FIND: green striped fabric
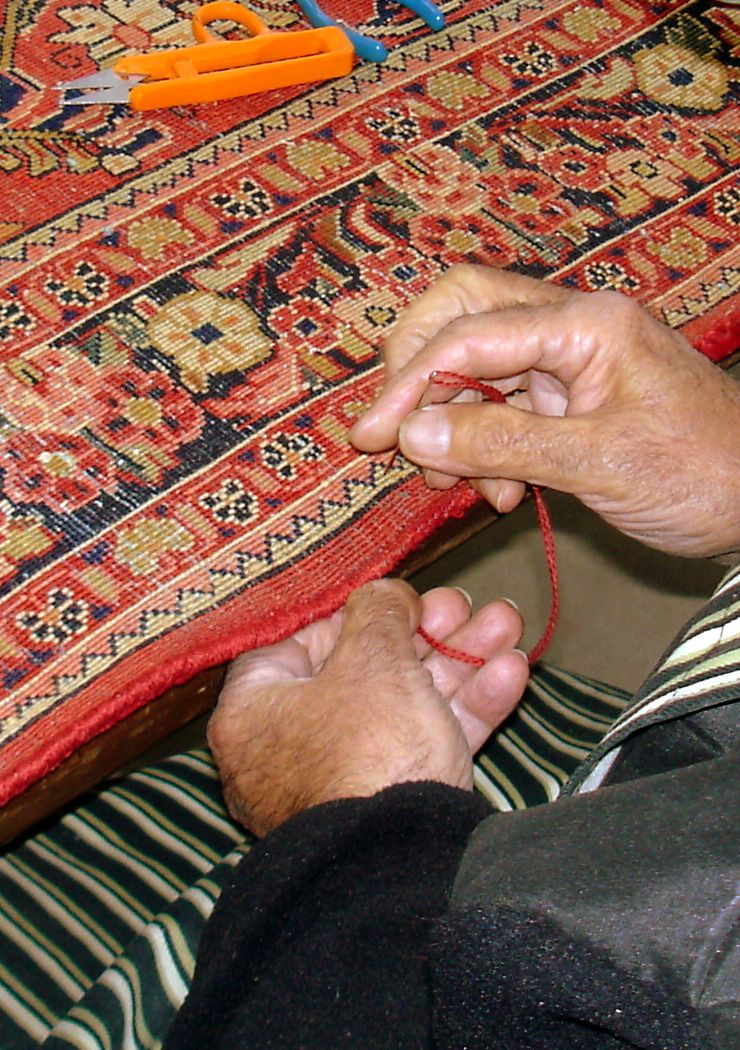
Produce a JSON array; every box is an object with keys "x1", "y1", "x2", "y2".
[
  {"x1": 0, "y1": 666, "x2": 630, "y2": 1049},
  {"x1": 1, "y1": 752, "x2": 249, "y2": 1050},
  {"x1": 567, "y1": 561, "x2": 740, "y2": 794},
  {"x1": 473, "y1": 665, "x2": 630, "y2": 810}
]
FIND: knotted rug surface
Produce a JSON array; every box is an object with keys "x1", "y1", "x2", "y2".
[{"x1": 1, "y1": 0, "x2": 738, "y2": 804}]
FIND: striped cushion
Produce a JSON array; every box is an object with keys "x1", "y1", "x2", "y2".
[
  {"x1": 0, "y1": 667, "x2": 629, "y2": 1049},
  {"x1": 567, "y1": 561, "x2": 740, "y2": 794}
]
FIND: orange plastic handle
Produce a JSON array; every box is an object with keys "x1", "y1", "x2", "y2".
[
  {"x1": 114, "y1": 2, "x2": 285, "y2": 82},
  {"x1": 113, "y1": 14, "x2": 353, "y2": 110},
  {"x1": 191, "y1": 1, "x2": 270, "y2": 44}
]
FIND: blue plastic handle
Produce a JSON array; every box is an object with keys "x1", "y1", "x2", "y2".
[
  {"x1": 295, "y1": 0, "x2": 446, "y2": 62},
  {"x1": 402, "y1": 0, "x2": 445, "y2": 31},
  {"x1": 295, "y1": 0, "x2": 388, "y2": 62}
]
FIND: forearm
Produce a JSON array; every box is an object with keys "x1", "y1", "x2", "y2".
[{"x1": 165, "y1": 781, "x2": 490, "y2": 1050}]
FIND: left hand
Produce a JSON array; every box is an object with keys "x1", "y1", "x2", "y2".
[
  {"x1": 208, "y1": 579, "x2": 528, "y2": 836},
  {"x1": 349, "y1": 266, "x2": 740, "y2": 558}
]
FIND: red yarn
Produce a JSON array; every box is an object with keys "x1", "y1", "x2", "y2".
[
  {"x1": 416, "y1": 370, "x2": 560, "y2": 668},
  {"x1": 417, "y1": 624, "x2": 488, "y2": 665},
  {"x1": 691, "y1": 307, "x2": 740, "y2": 362}
]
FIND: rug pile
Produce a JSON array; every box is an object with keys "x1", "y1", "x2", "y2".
[{"x1": 1, "y1": 0, "x2": 738, "y2": 803}]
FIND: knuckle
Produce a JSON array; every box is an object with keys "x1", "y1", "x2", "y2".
[
  {"x1": 462, "y1": 411, "x2": 515, "y2": 469},
  {"x1": 588, "y1": 288, "x2": 624, "y2": 310},
  {"x1": 586, "y1": 289, "x2": 645, "y2": 330},
  {"x1": 472, "y1": 420, "x2": 502, "y2": 465},
  {"x1": 465, "y1": 409, "x2": 596, "y2": 487},
  {"x1": 442, "y1": 262, "x2": 479, "y2": 285},
  {"x1": 342, "y1": 579, "x2": 419, "y2": 653},
  {"x1": 348, "y1": 578, "x2": 413, "y2": 619}
]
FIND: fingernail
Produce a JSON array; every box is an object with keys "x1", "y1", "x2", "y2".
[
  {"x1": 495, "y1": 489, "x2": 508, "y2": 513},
  {"x1": 400, "y1": 407, "x2": 451, "y2": 458},
  {"x1": 500, "y1": 597, "x2": 520, "y2": 613},
  {"x1": 513, "y1": 648, "x2": 529, "y2": 663},
  {"x1": 453, "y1": 586, "x2": 473, "y2": 608}
]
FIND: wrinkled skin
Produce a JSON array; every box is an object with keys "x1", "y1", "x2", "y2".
[
  {"x1": 350, "y1": 266, "x2": 740, "y2": 559},
  {"x1": 208, "y1": 580, "x2": 526, "y2": 836},
  {"x1": 210, "y1": 270, "x2": 739, "y2": 837}
]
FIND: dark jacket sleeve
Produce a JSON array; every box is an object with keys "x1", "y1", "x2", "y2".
[
  {"x1": 164, "y1": 781, "x2": 490, "y2": 1050},
  {"x1": 433, "y1": 742, "x2": 739, "y2": 1050},
  {"x1": 166, "y1": 734, "x2": 738, "y2": 1050}
]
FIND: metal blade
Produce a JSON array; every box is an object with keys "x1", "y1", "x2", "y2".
[
  {"x1": 55, "y1": 68, "x2": 122, "y2": 91},
  {"x1": 56, "y1": 68, "x2": 146, "y2": 104},
  {"x1": 61, "y1": 85, "x2": 131, "y2": 105}
]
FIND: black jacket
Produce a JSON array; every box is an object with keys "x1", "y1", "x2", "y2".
[{"x1": 165, "y1": 697, "x2": 738, "y2": 1049}]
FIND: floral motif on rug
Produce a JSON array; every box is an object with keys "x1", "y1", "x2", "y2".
[{"x1": 0, "y1": 0, "x2": 738, "y2": 804}]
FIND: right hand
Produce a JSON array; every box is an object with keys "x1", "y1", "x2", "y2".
[
  {"x1": 207, "y1": 580, "x2": 527, "y2": 836},
  {"x1": 350, "y1": 266, "x2": 740, "y2": 559}
]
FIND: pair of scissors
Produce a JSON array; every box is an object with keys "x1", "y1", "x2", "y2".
[
  {"x1": 296, "y1": 0, "x2": 445, "y2": 62},
  {"x1": 56, "y1": 1, "x2": 353, "y2": 110}
]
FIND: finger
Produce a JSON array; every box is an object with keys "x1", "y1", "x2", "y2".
[
  {"x1": 293, "y1": 607, "x2": 344, "y2": 671},
  {"x1": 221, "y1": 636, "x2": 313, "y2": 697},
  {"x1": 452, "y1": 649, "x2": 530, "y2": 752},
  {"x1": 420, "y1": 391, "x2": 483, "y2": 490},
  {"x1": 350, "y1": 294, "x2": 595, "y2": 452},
  {"x1": 323, "y1": 578, "x2": 422, "y2": 681},
  {"x1": 424, "y1": 467, "x2": 459, "y2": 490},
  {"x1": 422, "y1": 599, "x2": 524, "y2": 701},
  {"x1": 399, "y1": 401, "x2": 598, "y2": 494},
  {"x1": 383, "y1": 265, "x2": 571, "y2": 376},
  {"x1": 471, "y1": 477, "x2": 527, "y2": 514},
  {"x1": 414, "y1": 586, "x2": 473, "y2": 658}
]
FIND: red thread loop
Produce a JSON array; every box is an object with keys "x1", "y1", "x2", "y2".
[
  {"x1": 417, "y1": 624, "x2": 486, "y2": 666},
  {"x1": 418, "y1": 371, "x2": 560, "y2": 667}
]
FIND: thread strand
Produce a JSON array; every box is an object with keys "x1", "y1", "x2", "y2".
[{"x1": 416, "y1": 371, "x2": 560, "y2": 667}]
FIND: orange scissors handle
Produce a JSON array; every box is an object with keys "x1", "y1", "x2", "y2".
[
  {"x1": 191, "y1": 1, "x2": 270, "y2": 44},
  {"x1": 112, "y1": 2, "x2": 353, "y2": 110}
]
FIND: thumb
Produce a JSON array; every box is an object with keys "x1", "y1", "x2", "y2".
[
  {"x1": 323, "y1": 579, "x2": 422, "y2": 681},
  {"x1": 399, "y1": 401, "x2": 598, "y2": 493},
  {"x1": 219, "y1": 636, "x2": 313, "y2": 697}
]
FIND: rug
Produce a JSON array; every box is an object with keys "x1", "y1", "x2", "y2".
[{"x1": 1, "y1": 0, "x2": 738, "y2": 806}]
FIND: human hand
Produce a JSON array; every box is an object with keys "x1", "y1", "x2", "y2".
[
  {"x1": 207, "y1": 579, "x2": 527, "y2": 837},
  {"x1": 349, "y1": 266, "x2": 740, "y2": 559}
]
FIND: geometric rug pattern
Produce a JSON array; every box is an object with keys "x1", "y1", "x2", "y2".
[{"x1": 1, "y1": 0, "x2": 738, "y2": 803}]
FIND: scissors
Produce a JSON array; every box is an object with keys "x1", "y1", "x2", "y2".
[
  {"x1": 295, "y1": 0, "x2": 445, "y2": 63},
  {"x1": 56, "y1": 1, "x2": 354, "y2": 111}
]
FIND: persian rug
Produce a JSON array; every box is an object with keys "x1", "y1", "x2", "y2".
[{"x1": 1, "y1": 0, "x2": 738, "y2": 807}]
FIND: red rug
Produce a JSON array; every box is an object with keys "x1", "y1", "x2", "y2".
[{"x1": 1, "y1": 0, "x2": 738, "y2": 805}]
